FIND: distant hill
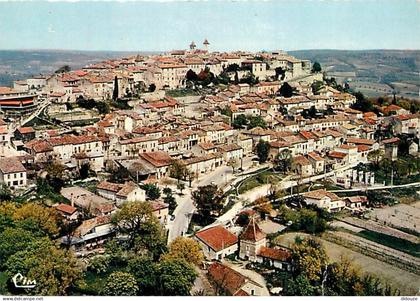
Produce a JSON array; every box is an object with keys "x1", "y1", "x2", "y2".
[
  {"x1": 0, "y1": 50, "x2": 156, "y2": 86},
  {"x1": 289, "y1": 49, "x2": 420, "y2": 99}
]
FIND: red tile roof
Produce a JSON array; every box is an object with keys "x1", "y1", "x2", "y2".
[
  {"x1": 56, "y1": 203, "x2": 77, "y2": 215},
  {"x1": 240, "y1": 218, "x2": 266, "y2": 242},
  {"x1": 195, "y1": 225, "x2": 238, "y2": 252},
  {"x1": 258, "y1": 247, "x2": 291, "y2": 261},
  {"x1": 208, "y1": 262, "x2": 259, "y2": 296}
]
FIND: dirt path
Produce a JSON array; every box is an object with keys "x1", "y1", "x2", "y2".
[{"x1": 274, "y1": 232, "x2": 420, "y2": 296}]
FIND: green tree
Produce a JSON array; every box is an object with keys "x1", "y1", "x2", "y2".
[
  {"x1": 88, "y1": 255, "x2": 110, "y2": 274},
  {"x1": 127, "y1": 256, "x2": 158, "y2": 295},
  {"x1": 248, "y1": 115, "x2": 267, "y2": 129},
  {"x1": 13, "y1": 203, "x2": 61, "y2": 237},
  {"x1": 142, "y1": 183, "x2": 161, "y2": 200},
  {"x1": 161, "y1": 237, "x2": 204, "y2": 266},
  {"x1": 162, "y1": 187, "x2": 177, "y2": 214},
  {"x1": 227, "y1": 158, "x2": 239, "y2": 173},
  {"x1": 274, "y1": 149, "x2": 293, "y2": 174},
  {"x1": 0, "y1": 183, "x2": 11, "y2": 201},
  {"x1": 279, "y1": 82, "x2": 295, "y2": 98},
  {"x1": 291, "y1": 237, "x2": 328, "y2": 282},
  {"x1": 112, "y1": 201, "x2": 166, "y2": 257},
  {"x1": 169, "y1": 160, "x2": 188, "y2": 183},
  {"x1": 102, "y1": 272, "x2": 138, "y2": 296},
  {"x1": 112, "y1": 76, "x2": 119, "y2": 101},
  {"x1": 0, "y1": 227, "x2": 36, "y2": 268},
  {"x1": 5, "y1": 238, "x2": 82, "y2": 296},
  {"x1": 55, "y1": 65, "x2": 71, "y2": 73},
  {"x1": 191, "y1": 184, "x2": 223, "y2": 223},
  {"x1": 286, "y1": 274, "x2": 315, "y2": 296},
  {"x1": 157, "y1": 258, "x2": 197, "y2": 296},
  {"x1": 256, "y1": 140, "x2": 270, "y2": 163},
  {"x1": 79, "y1": 162, "x2": 90, "y2": 179},
  {"x1": 367, "y1": 149, "x2": 384, "y2": 170},
  {"x1": 311, "y1": 62, "x2": 322, "y2": 73},
  {"x1": 177, "y1": 182, "x2": 185, "y2": 195},
  {"x1": 351, "y1": 91, "x2": 374, "y2": 112},
  {"x1": 232, "y1": 114, "x2": 248, "y2": 129}
]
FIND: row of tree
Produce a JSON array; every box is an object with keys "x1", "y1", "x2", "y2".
[{"x1": 286, "y1": 237, "x2": 399, "y2": 296}]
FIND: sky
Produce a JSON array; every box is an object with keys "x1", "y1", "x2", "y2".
[{"x1": 0, "y1": 0, "x2": 419, "y2": 52}]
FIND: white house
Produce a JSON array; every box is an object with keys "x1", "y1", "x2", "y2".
[{"x1": 195, "y1": 225, "x2": 238, "y2": 260}]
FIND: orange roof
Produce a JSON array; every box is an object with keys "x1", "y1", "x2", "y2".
[
  {"x1": 56, "y1": 203, "x2": 77, "y2": 215},
  {"x1": 139, "y1": 151, "x2": 173, "y2": 168},
  {"x1": 195, "y1": 225, "x2": 238, "y2": 252},
  {"x1": 240, "y1": 218, "x2": 266, "y2": 242},
  {"x1": 258, "y1": 247, "x2": 291, "y2": 261},
  {"x1": 208, "y1": 262, "x2": 257, "y2": 296},
  {"x1": 328, "y1": 151, "x2": 347, "y2": 159}
]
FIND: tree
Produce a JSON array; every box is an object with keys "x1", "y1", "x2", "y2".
[
  {"x1": 279, "y1": 82, "x2": 295, "y2": 98},
  {"x1": 351, "y1": 91, "x2": 374, "y2": 112},
  {"x1": 286, "y1": 274, "x2": 315, "y2": 296},
  {"x1": 102, "y1": 272, "x2": 138, "y2": 296},
  {"x1": 186, "y1": 69, "x2": 198, "y2": 82},
  {"x1": 0, "y1": 227, "x2": 36, "y2": 268},
  {"x1": 367, "y1": 149, "x2": 384, "y2": 170},
  {"x1": 191, "y1": 184, "x2": 223, "y2": 222},
  {"x1": 169, "y1": 160, "x2": 188, "y2": 183},
  {"x1": 311, "y1": 62, "x2": 322, "y2": 73},
  {"x1": 256, "y1": 140, "x2": 270, "y2": 163},
  {"x1": 127, "y1": 256, "x2": 158, "y2": 295},
  {"x1": 311, "y1": 81, "x2": 324, "y2": 95},
  {"x1": 110, "y1": 166, "x2": 131, "y2": 183},
  {"x1": 5, "y1": 238, "x2": 82, "y2": 296},
  {"x1": 0, "y1": 183, "x2": 11, "y2": 201},
  {"x1": 112, "y1": 201, "x2": 166, "y2": 256},
  {"x1": 13, "y1": 203, "x2": 61, "y2": 237},
  {"x1": 248, "y1": 115, "x2": 267, "y2": 129},
  {"x1": 0, "y1": 202, "x2": 17, "y2": 232},
  {"x1": 55, "y1": 65, "x2": 71, "y2": 74},
  {"x1": 157, "y1": 258, "x2": 197, "y2": 296},
  {"x1": 232, "y1": 114, "x2": 248, "y2": 129},
  {"x1": 112, "y1": 76, "x2": 119, "y2": 101},
  {"x1": 291, "y1": 237, "x2": 328, "y2": 282},
  {"x1": 142, "y1": 183, "x2": 161, "y2": 200},
  {"x1": 227, "y1": 158, "x2": 239, "y2": 173},
  {"x1": 148, "y1": 83, "x2": 156, "y2": 92},
  {"x1": 79, "y1": 162, "x2": 90, "y2": 179},
  {"x1": 275, "y1": 67, "x2": 286, "y2": 80},
  {"x1": 253, "y1": 196, "x2": 272, "y2": 215},
  {"x1": 274, "y1": 149, "x2": 292, "y2": 174},
  {"x1": 45, "y1": 160, "x2": 65, "y2": 178},
  {"x1": 177, "y1": 182, "x2": 185, "y2": 195},
  {"x1": 162, "y1": 187, "x2": 177, "y2": 214},
  {"x1": 161, "y1": 237, "x2": 204, "y2": 266},
  {"x1": 88, "y1": 255, "x2": 110, "y2": 274}
]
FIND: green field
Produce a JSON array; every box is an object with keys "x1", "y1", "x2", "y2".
[{"x1": 356, "y1": 230, "x2": 420, "y2": 258}]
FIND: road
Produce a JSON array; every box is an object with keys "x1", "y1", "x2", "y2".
[{"x1": 166, "y1": 156, "x2": 257, "y2": 243}]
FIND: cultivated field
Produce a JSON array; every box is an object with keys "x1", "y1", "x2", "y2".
[{"x1": 274, "y1": 232, "x2": 420, "y2": 296}]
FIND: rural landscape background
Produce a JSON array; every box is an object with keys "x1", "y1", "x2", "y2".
[{"x1": 1, "y1": 49, "x2": 419, "y2": 100}]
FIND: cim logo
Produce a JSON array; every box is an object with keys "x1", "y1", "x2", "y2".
[{"x1": 12, "y1": 273, "x2": 36, "y2": 289}]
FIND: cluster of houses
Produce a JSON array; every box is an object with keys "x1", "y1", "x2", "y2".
[{"x1": 0, "y1": 46, "x2": 418, "y2": 264}]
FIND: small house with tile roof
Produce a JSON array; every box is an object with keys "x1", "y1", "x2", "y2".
[
  {"x1": 195, "y1": 225, "x2": 238, "y2": 260},
  {"x1": 208, "y1": 262, "x2": 265, "y2": 296}
]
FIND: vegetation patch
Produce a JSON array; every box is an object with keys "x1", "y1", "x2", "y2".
[{"x1": 356, "y1": 230, "x2": 419, "y2": 258}]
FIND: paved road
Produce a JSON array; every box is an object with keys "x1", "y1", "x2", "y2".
[
  {"x1": 167, "y1": 156, "x2": 258, "y2": 243},
  {"x1": 167, "y1": 187, "x2": 196, "y2": 243}
]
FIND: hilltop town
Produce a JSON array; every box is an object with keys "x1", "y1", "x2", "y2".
[{"x1": 0, "y1": 40, "x2": 419, "y2": 296}]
